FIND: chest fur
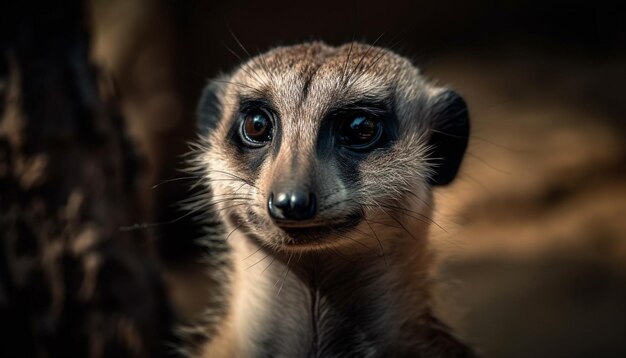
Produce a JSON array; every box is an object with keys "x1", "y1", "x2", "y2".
[{"x1": 227, "y1": 245, "x2": 411, "y2": 357}]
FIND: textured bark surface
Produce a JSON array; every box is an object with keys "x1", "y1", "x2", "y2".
[{"x1": 0, "y1": 1, "x2": 176, "y2": 357}]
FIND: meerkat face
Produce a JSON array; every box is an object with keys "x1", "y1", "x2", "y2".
[{"x1": 197, "y1": 42, "x2": 469, "y2": 252}]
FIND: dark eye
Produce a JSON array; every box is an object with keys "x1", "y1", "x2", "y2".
[
  {"x1": 339, "y1": 115, "x2": 383, "y2": 150},
  {"x1": 241, "y1": 109, "x2": 273, "y2": 146}
]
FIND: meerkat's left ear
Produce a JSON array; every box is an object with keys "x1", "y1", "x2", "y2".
[{"x1": 426, "y1": 89, "x2": 470, "y2": 186}]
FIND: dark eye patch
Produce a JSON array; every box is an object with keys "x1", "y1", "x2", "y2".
[
  {"x1": 318, "y1": 100, "x2": 397, "y2": 156},
  {"x1": 226, "y1": 97, "x2": 280, "y2": 174}
]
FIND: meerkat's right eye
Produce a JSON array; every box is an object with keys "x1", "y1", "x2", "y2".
[{"x1": 240, "y1": 109, "x2": 273, "y2": 146}]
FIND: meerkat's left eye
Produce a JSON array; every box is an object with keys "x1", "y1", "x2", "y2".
[
  {"x1": 339, "y1": 115, "x2": 383, "y2": 150},
  {"x1": 241, "y1": 109, "x2": 273, "y2": 146}
]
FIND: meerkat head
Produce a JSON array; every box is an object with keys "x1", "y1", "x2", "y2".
[{"x1": 196, "y1": 42, "x2": 468, "y2": 253}]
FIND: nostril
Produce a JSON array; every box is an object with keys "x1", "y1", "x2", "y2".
[
  {"x1": 268, "y1": 191, "x2": 317, "y2": 221},
  {"x1": 302, "y1": 192, "x2": 317, "y2": 218}
]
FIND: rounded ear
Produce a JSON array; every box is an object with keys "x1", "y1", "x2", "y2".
[
  {"x1": 426, "y1": 89, "x2": 470, "y2": 186},
  {"x1": 197, "y1": 78, "x2": 226, "y2": 135}
]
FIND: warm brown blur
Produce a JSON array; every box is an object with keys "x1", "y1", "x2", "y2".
[
  {"x1": 429, "y1": 52, "x2": 626, "y2": 357},
  {"x1": 3, "y1": 0, "x2": 623, "y2": 357},
  {"x1": 89, "y1": 1, "x2": 625, "y2": 357}
]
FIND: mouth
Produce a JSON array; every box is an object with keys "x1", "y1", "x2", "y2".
[
  {"x1": 278, "y1": 212, "x2": 363, "y2": 247},
  {"x1": 236, "y1": 209, "x2": 364, "y2": 249}
]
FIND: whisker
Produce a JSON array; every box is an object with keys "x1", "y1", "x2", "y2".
[
  {"x1": 344, "y1": 32, "x2": 385, "y2": 89},
  {"x1": 205, "y1": 169, "x2": 259, "y2": 189},
  {"x1": 461, "y1": 173, "x2": 494, "y2": 196},
  {"x1": 403, "y1": 190, "x2": 434, "y2": 211},
  {"x1": 243, "y1": 245, "x2": 264, "y2": 261},
  {"x1": 228, "y1": 27, "x2": 253, "y2": 59},
  {"x1": 327, "y1": 246, "x2": 357, "y2": 264},
  {"x1": 364, "y1": 219, "x2": 401, "y2": 229},
  {"x1": 225, "y1": 223, "x2": 243, "y2": 242},
  {"x1": 333, "y1": 231, "x2": 381, "y2": 258},
  {"x1": 276, "y1": 252, "x2": 293, "y2": 297},
  {"x1": 246, "y1": 253, "x2": 270, "y2": 270},
  {"x1": 373, "y1": 203, "x2": 448, "y2": 233},
  {"x1": 376, "y1": 206, "x2": 420, "y2": 242},
  {"x1": 375, "y1": 203, "x2": 441, "y2": 225},
  {"x1": 339, "y1": 41, "x2": 355, "y2": 89},
  {"x1": 220, "y1": 53, "x2": 264, "y2": 89},
  {"x1": 364, "y1": 218, "x2": 388, "y2": 266},
  {"x1": 227, "y1": 28, "x2": 269, "y2": 87},
  {"x1": 214, "y1": 203, "x2": 262, "y2": 217},
  {"x1": 151, "y1": 176, "x2": 200, "y2": 189},
  {"x1": 261, "y1": 254, "x2": 278, "y2": 275},
  {"x1": 466, "y1": 151, "x2": 511, "y2": 175},
  {"x1": 203, "y1": 197, "x2": 255, "y2": 206},
  {"x1": 254, "y1": 45, "x2": 275, "y2": 83},
  {"x1": 118, "y1": 208, "x2": 197, "y2": 231}
]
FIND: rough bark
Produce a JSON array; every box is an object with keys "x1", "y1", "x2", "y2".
[{"x1": 0, "y1": 1, "x2": 176, "y2": 357}]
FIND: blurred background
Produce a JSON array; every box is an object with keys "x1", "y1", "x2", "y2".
[{"x1": 1, "y1": 0, "x2": 625, "y2": 357}]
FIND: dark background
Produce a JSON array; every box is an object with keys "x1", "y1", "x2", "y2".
[{"x1": 1, "y1": 0, "x2": 625, "y2": 357}]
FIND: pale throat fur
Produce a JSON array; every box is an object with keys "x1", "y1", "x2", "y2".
[{"x1": 191, "y1": 42, "x2": 474, "y2": 357}]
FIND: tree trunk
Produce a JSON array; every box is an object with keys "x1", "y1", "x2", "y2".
[{"x1": 0, "y1": 1, "x2": 177, "y2": 357}]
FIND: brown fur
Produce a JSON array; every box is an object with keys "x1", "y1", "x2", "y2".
[{"x1": 187, "y1": 42, "x2": 476, "y2": 357}]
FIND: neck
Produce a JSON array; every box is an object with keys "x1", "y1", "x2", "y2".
[{"x1": 211, "y1": 222, "x2": 437, "y2": 357}]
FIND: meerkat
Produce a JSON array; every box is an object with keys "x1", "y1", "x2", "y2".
[{"x1": 186, "y1": 42, "x2": 475, "y2": 358}]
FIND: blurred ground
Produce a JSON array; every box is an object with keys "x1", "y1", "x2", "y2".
[{"x1": 429, "y1": 51, "x2": 626, "y2": 358}]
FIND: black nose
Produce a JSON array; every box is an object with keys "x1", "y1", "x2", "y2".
[{"x1": 268, "y1": 191, "x2": 317, "y2": 221}]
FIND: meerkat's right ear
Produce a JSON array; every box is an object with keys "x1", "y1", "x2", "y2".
[
  {"x1": 426, "y1": 89, "x2": 470, "y2": 186},
  {"x1": 197, "y1": 78, "x2": 226, "y2": 135}
]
